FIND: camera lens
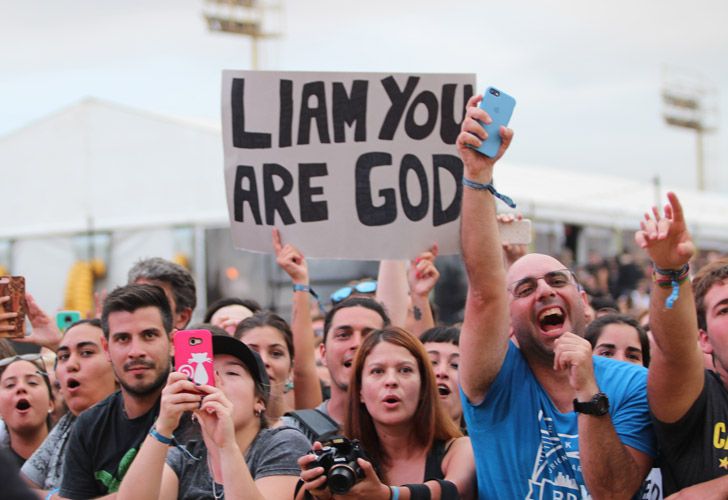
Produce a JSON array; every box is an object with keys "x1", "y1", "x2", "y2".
[
  {"x1": 328, "y1": 465, "x2": 357, "y2": 494},
  {"x1": 489, "y1": 88, "x2": 500, "y2": 97},
  {"x1": 64, "y1": 315, "x2": 72, "y2": 322}
]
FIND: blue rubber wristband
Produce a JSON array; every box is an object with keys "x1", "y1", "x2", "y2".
[
  {"x1": 46, "y1": 488, "x2": 60, "y2": 500},
  {"x1": 149, "y1": 426, "x2": 174, "y2": 445},
  {"x1": 462, "y1": 177, "x2": 516, "y2": 208},
  {"x1": 390, "y1": 485, "x2": 400, "y2": 500}
]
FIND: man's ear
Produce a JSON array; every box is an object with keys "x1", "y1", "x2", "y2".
[
  {"x1": 169, "y1": 328, "x2": 178, "y2": 357},
  {"x1": 176, "y1": 308, "x2": 192, "y2": 330},
  {"x1": 319, "y1": 342, "x2": 328, "y2": 368},
  {"x1": 699, "y1": 328, "x2": 713, "y2": 355},
  {"x1": 101, "y1": 335, "x2": 111, "y2": 362}
]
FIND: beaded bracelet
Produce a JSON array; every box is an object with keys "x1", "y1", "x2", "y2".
[
  {"x1": 462, "y1": 177, "x2": 516, "y2": 208},
  {"x1": 652, "y1": 263, "x2": 690, "y2": 309}
]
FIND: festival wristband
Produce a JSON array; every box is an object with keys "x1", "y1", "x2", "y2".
[
  {"x1": 293, "y1": 284, "x2": 327, "y2": 317},
  {"x1": 652, "y1": 263, "x2": 690, "y2": 309},
  {"x1": 390, "y1": 485, "x2": 400, "y2": 500},
  {"x1": 462, "y1": 177, "x2": 516, "y2": 208},
  {"x1": 45, "y1": 488, "x2": 60, "y2": 500},
  {"x1": 149, "y1": 426, "x2": 174, "y2": 445}
]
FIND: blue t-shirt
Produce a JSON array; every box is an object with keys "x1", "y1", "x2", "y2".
[{"x1": 461, "y1": 342, "x2": 655, "y2": 499}]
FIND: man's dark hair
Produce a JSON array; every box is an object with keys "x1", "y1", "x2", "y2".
[
  {"x1": 101, "y1": 284, "x2": 173, "y2": 338},
  {"x1": 420, "y1": 326, "x2": 460, "y2": 346},
  {"x1": 323, "y1": 296, "x2": 390, "y2": 343},
  {"x1": 203, "y1": 297, "x2": 262, "y2": 323},
  {"x1": 585, "y1": 313, "x2": 651, "y2": 367},
  {"x1": 693, "y1": 258, "x2": 728, "y2": 332},
  {"x1": 66, "y1": 318, "x2": 103, "y2": 332},
  {"x1": 127, "y1": 257, "x2": 197, "y2": 313}
]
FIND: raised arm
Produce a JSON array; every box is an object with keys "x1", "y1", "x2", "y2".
[
  {"x1": 405, "y1": 245, "x2": 439, "y2": 337},
  {"x1": 273, "y1": 229, "x2": 323, "y2": 409},
  {"x1": 635, "y1": 192, "x2": 702, "y2": 423},
  {"x1": 375, "y1": 260, "x2": 410, "y2": 328},
  {"x1": 457, "y1": 94, "x2": 514, "y2": 403},
  {"x1": 117, "y1": 372, "x2": 201, "y2": 500}
]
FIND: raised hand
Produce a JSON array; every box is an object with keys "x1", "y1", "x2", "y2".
[
  {"x1": 0, "y1": 295, "x2": 18, "y2": 334},
  {"x1": 155, "y1": 371, "x2": 202, "y2": 437},
  {"x1": 273, "y1": 228, "x2": 309, "y2": 286},
  {"x1": 407, "y1": 244, "x2": 440, "y2": 298},
  {"x1": 635, "y1": 192, "x2": 696, "y2": 270},
  {"x1": 15, "y1": 293, "x2": 63, "y2": 351},
  {"x1": 456, "y1": 94, "x2": 514, "y2": 177},
  {"x1": 194, "y1": 385, "x2": 236, "y2": 449}
]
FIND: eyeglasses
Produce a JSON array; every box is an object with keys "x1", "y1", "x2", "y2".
[
  {"x1": 508, "y1": 269, "x2": 576, "y2": 299},
  {"x1": 0, "y1": 353, "x2": 49, "y2": 377},
  {"x1": 330, "y1": 280, "x2": 377, "y2": 305}
]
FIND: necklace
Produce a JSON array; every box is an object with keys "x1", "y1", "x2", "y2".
[{"x1": 211, "y1": 479, "x2": 224, "y2": 499}]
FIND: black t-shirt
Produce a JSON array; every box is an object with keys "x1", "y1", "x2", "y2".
[
  {"x1": 653, "y1": 369, "x2": 728, "y2": 495},
  {"x1": 59, "y1": 391, "x2": 160, "y2": 499}
]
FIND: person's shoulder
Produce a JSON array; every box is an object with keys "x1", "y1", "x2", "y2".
[
  {"x1": 259, "y1": 426, "x2": 311, "y2": 450},
  {"x1": 594, "y1": 355, "x2": 647, "y2": 378},
  {"x1": 74, "y1": 391, "x2": 121, "y2": 425}
]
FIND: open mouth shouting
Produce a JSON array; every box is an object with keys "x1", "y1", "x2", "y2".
[
  {"x1": 437, "y1": 383, "x2": 452, "y2": 397},
  {"x1": 15, "y1": 398, "x2": 31, "y2": 413},
  {"x1": 537, "y1": 306, "x2": 566, "y2": 335},
  {"x1": 382, "y1": 394, "x2": 402, "y2": 409},
  {"x1": 66, "y1": 378, "x2": 81, "y2": 392}
]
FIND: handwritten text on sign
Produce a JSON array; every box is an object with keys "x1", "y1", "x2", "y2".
[{"x1": 222, "y1": 71, "x2": 475, "y2": 259}]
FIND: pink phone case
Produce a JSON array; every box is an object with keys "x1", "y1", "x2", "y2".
[{"x1": 174, "y1": 330, "x2": 215, "y2": 386}]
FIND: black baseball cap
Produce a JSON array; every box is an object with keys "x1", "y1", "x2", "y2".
[{"x1": 212, "y1": 334, "x2": 270, "y2": 402}]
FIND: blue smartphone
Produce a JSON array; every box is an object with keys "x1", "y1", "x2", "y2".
[{"x1": 473, "y1": 86, "x2": 516, "y2": 158}]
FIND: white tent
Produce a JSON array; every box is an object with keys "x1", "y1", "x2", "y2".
[{"x1": 2, "y1": 98, "x2": 727, "y2": 311}]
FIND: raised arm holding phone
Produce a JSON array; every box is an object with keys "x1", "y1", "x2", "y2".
[{"x1": 457, "y1": 91, "x2": 654, "y2": 499}]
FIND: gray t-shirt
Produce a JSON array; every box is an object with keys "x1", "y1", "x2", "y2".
[
  {"x1": 166, "y1": 426, "x2": 309, "y2": 499},
  {"x1": 21, "y1": 412, "x2": 76, "y2": 490}
]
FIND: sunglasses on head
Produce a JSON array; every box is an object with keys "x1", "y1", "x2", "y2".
[
  {"x1": 330, "y1": 280, "x2": 377, "y2": 305},
  {"x1": 0, "y1": 353, "x2": 49, "y2": 377}
]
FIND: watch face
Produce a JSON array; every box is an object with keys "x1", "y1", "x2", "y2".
[{"x1": 595, "y1": 397, "x2": 609, "y2": 415}]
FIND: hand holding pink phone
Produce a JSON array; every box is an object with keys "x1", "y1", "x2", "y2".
[{"x1": 174, "y1": 330, "x2": 215, "y2": 386}]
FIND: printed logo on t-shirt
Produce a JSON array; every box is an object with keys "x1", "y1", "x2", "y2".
[
  {"x1": 526, "y1": 411, "x2": 590, "y2": 500},
  {"x1": 94, "y1": 447, "x2": 138, "y2": 493}
]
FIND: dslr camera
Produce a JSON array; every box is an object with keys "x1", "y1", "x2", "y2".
[{"x1": 310, "y1": 436, "x2": 370, "y2": 494}]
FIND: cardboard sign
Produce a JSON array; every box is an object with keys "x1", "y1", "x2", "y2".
[{"x1": 222, "y1": 71, "x2": 475, "y2": 259}]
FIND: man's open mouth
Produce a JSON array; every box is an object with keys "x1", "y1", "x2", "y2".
[{"x1": 538, "y1": 307, "x2": 565, "y2": 332}]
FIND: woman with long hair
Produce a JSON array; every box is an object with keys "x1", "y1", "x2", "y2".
[{"x1": 298, "y1": 327, "x2": 475, "y2": 499}]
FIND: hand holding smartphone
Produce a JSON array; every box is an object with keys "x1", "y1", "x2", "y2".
[
  {"x1": 174, "y1": 330, "x2": 215, "y2": 386},
  {"x1": 0, "y1": 276, "x2": 27, "y2": 338},
  {"x1": 56, "y1": 311, "x2": 82, "y2": 332},
  {"x1": 472, "y1": 86, "x2": 516, "y2": 158}
]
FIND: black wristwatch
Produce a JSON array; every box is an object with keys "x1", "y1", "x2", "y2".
[{"x1": 573, "y1": 392, "x2": 609, "y2": 416}]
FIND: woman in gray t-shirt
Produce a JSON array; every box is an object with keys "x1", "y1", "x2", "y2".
[{"x1": 118, "y1": 335, "x2": 310, "y2": 499}]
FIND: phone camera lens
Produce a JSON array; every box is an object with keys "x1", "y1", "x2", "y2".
[{"x1": 489, "y1": 88, "x2": 500, "y2": 97}]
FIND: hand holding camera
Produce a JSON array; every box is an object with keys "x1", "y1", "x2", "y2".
[{"x1": 298, "y1": 436, "x2": 388, "y2": 499}]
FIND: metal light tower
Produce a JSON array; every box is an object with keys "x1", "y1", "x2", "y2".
[
  {"x1": 202, "y1": 0, "x2": 283, "y2": 69},
  {"x1": 661, "y1": 67, "x2": 718, "y2": 191}
]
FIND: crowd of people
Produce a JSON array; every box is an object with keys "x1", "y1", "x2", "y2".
[{"x1": 1, "y1": 93, "x2": 727, "y2": 499}]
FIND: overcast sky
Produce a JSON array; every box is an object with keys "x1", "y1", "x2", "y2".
[{"x1": 3, "y1": 0, "x2": 727, "y2": 192}]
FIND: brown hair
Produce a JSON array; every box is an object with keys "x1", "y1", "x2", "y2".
[
  {"x1": 344, "y1": 327, "x2": 461, "y2": 473},
  {"x1": 692, "y1": 258, "x2": 728, "y2": 331}
]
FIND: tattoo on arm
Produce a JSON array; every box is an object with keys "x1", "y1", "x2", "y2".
[{"x1": 413, "y1": 306, "x2": 422, "y2": 321}]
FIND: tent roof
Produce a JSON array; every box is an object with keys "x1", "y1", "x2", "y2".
[
  {"x1": 2, "y1": 98, "x2": 727, "y2": 246},
  {"x1": 1, "y1": 97, "x2": 228, "y2": 239}
]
